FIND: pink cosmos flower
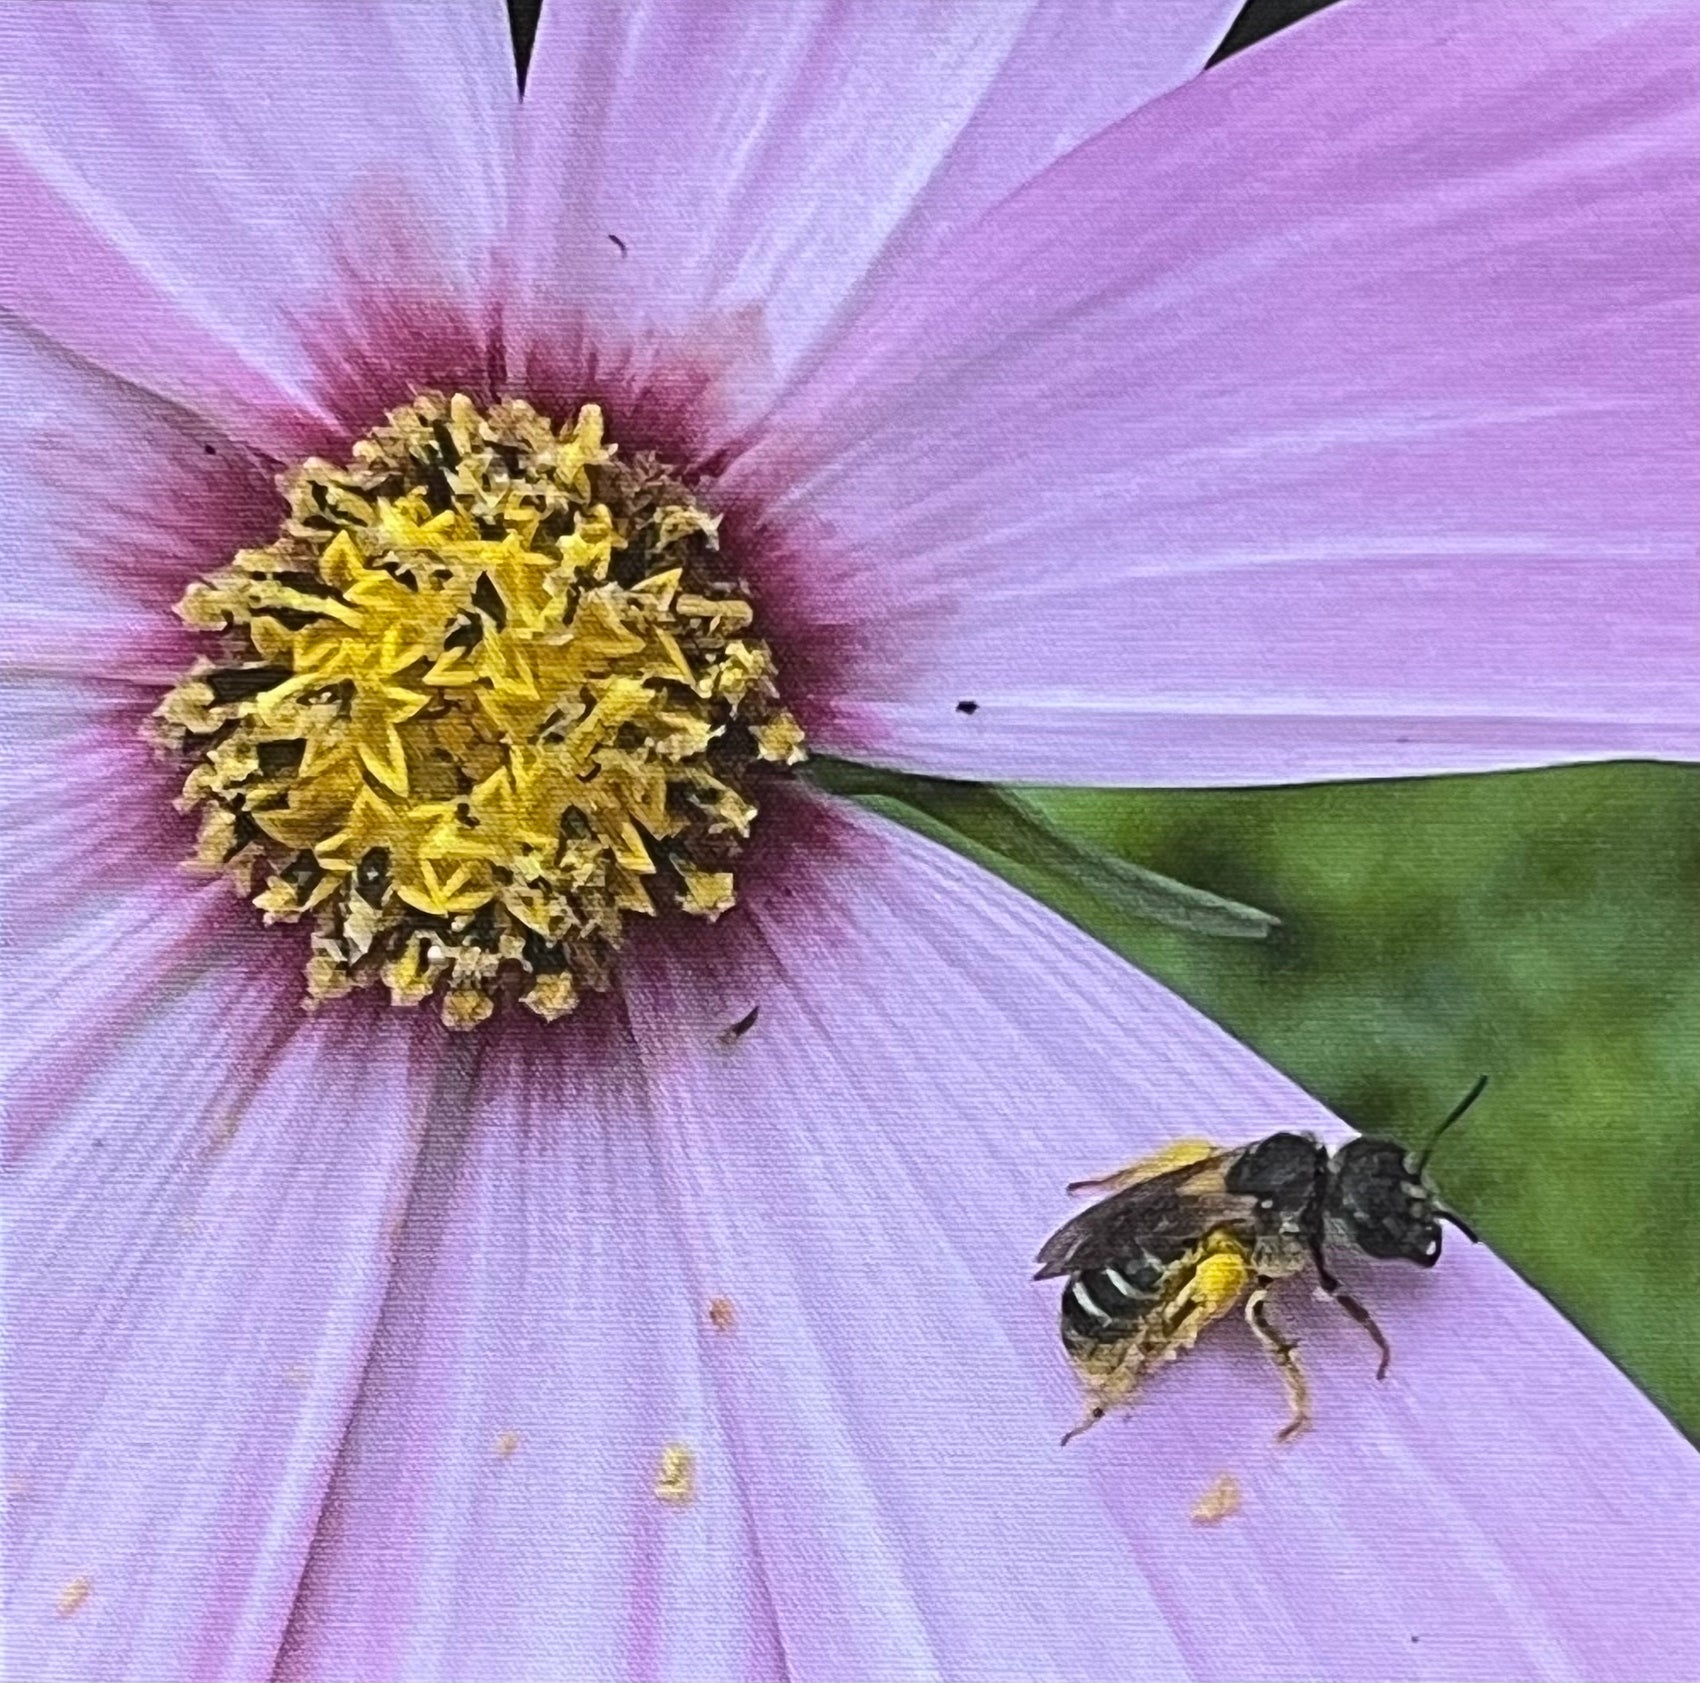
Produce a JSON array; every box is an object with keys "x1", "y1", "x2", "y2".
[{"x1": 4, "y1": 2, "x2": 1698, "y2": 1680}]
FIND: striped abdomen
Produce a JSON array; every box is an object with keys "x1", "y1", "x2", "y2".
[{"x1": 1059, "y1": 1255, "x2": 1168, "y2": 1355}]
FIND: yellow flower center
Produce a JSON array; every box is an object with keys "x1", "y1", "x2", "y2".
[{"x1": 154, "y1": 392, "x2": 804, "y2": 1029}]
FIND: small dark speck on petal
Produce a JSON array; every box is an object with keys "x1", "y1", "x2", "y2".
[
  {"x1": 955, "y1": 699, "x2": 979, "y2": 715},
  {"x1": 202, "y1": 443, "x2": 218, "y2": 456},
  {"x1": 607, "y1": 233, "x2": 628, "y2": 257},
  {"x1": 720, "y1": 1005, "x2": 759, "y2": 1046}
]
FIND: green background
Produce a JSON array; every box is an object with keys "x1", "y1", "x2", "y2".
[{"x1": 1018, "y1": 765, "x2": 1699, "y2": 1440}]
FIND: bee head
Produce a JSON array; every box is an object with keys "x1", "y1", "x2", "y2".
[
  {"x1": 1325, "y1": 1077, "x2": 1486, "y2": 1265},
  {"x1": 1325, "y1": 1138, "x2": 1445, "y2": 1265}
]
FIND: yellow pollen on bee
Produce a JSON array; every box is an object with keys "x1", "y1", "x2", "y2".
[
  {"x1": 1069, "y1": 1231, "x2": 1256, "y2": 1431},
  {"x1": 1188, "y1": 1245, "x2": 1253, "y2": 1318},
  {"x1": 654, "y1": 1443, "x2": 696, "y2": 1504},
  {"x1": 154, "y1": 393, "x2": 804, "y2": 1028}
]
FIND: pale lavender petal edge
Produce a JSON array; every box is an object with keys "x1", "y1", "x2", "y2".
[
  {"x1": 734, "y1": 0, "x2": 1700, "y2": 786},
  {"x1": 508, "y1": 0, "x2": 1240, "y2": 435},
  {"x1": 0, "y1": 0, "x2": 514, "y2": 452},
  {"x1": 3, "y1": 979, "x2": 434, "y2": 1682}
]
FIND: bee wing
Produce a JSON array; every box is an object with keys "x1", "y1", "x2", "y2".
[{"x1": 1033, "y1": 1150, "x2": 1256, "y2": 1279}]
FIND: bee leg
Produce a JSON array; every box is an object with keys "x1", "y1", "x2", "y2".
[
  {"x1": 1310, "y1": 1250, "x2": 1393, "y2": 1379},
  {"x1": 1245, "y1": 1287, "x2": 1311, "y2": 1442}
]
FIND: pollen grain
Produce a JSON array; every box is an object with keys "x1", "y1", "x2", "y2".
[
  {"x1": 654, "y1": 1442, "x2": 696, "y2": 1504},
  {"x1": 1190, "y1": 1472, "x2": 1243, "y2": 1526}
]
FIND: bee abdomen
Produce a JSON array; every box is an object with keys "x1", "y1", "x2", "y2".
[{"x1": 1060, "y1": 1258, "x2": 1165, "y2": 1350}]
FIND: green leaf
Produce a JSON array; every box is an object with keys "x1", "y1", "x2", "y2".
[{"x1": 804, "y1": 757, "x2": 1279, "y2": 944}]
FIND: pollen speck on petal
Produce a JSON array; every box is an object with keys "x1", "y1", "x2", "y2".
[
  {"x1": 708, "y1": 1296, "x2": 736, "y2": 1332},
  {"x1": 1191, "y1": 1473, "x2": 1243, "y2": 1526},
  {"x1": 56, "y1": 1576, "x2": 91, "y2": 1618},
  {"x1": 654, "y1": 1443, "x2": 695, "y2": 1505},
  {"x1": 494, "y1": 1430, "x2": 521, "y2": 1461}
]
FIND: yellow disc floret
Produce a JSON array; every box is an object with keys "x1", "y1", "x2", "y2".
[{"x1": 154, "y1": 392, "x2": 804, "y2": 1028}]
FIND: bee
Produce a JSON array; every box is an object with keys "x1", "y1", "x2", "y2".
[{"x1": 1035, "y1": 1078, "x2": 1485, "y2": 1445}]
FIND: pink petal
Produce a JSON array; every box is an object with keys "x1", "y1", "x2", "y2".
[
  {"x1": 875, "y1": 0, "x2": 1245, "y2": 262},
  {"x1": 616, "y1": 792, "x2": 1699, "y2": 1679},
  {"x1": 3, "y1": 976, "x2": 435, "y2": 1682},
  {"x1": 508, "y1": 1, "x2": 1238, "y2": 434},
  {"x1": 274, "y1": 1025, "x2": 786, "y2": 1683},
  {"x1": 0, "y1": 676, "x2": 232, "y2": 1158},
  {"x1": 0, "y1": 315, "x2": 277, "y2": 681},
  {"x1": 0, "y1": 1, "x2": 514, "y2": 453},
  {"x1": 3, "y1": 653, "x2": 432, "y2": 1682},
  {"x1": 737, "y1": 0, "x2": 1700, "y2": 784}
]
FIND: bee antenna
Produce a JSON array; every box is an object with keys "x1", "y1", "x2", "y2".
[{"x1": 1416, "y1": 1075, "x2": 1488, "y2": 1175}]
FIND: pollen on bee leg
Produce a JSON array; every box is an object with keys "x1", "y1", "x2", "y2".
[
  {"x1": 152, "y1": 392, "x2": 805, "y2": 1030},
  {"x1": 1186, "y1": 1246, "x2": 1253, "y2": 1322},
  {"x1": 1142, "y1": 1238, "x2": 1253, "y2": 1371}
]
